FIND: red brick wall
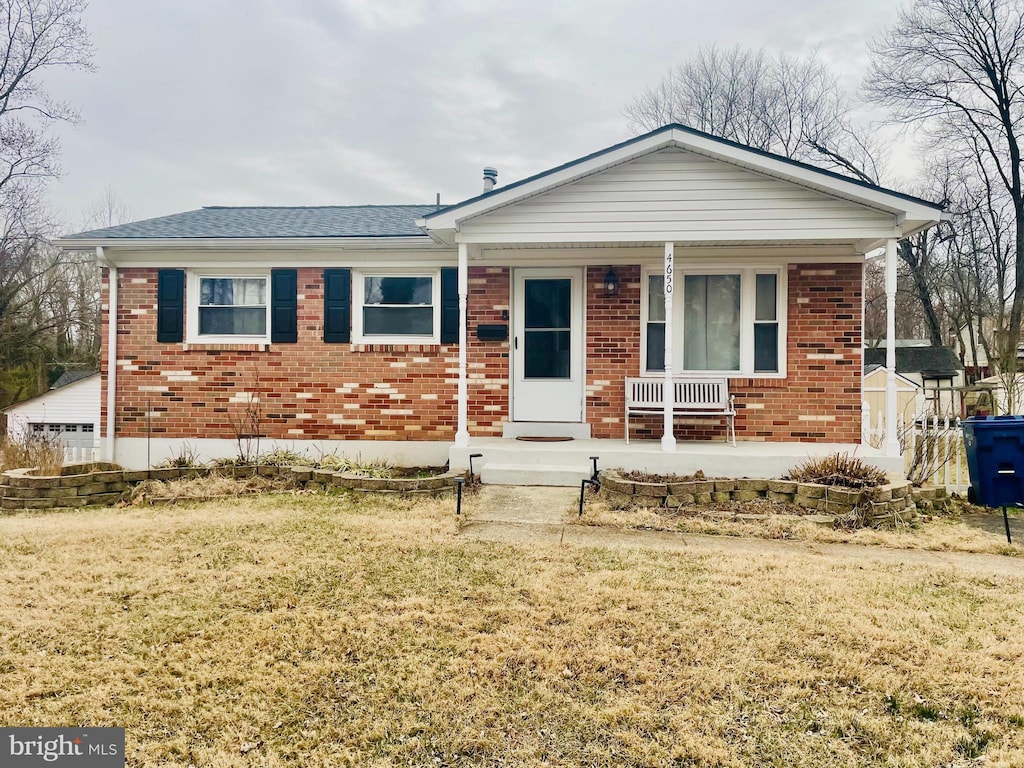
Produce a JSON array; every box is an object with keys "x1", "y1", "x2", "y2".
[
  {"x1": 467, "y1": 267, "x2": 511, "y2": 435},
  {"x1": 102, "y1": 262, "x2": 860, "y2": 445},
  {"x1": 607, "y1": 263, "x2": 862, "y2": 443},
  {"x1": 585, "y1": 265, "x2": 641, "y2": 438},
  {"x1": 101, "y1": 267, "x2": 510, "y2": 441}
]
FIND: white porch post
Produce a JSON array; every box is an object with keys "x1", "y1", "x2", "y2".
[
  {"x1": 454, "y1": 242, "x2": 470, "y2": 448},
  {"x1": 662, "y1": 242, "x2": 676, "y2": 452},
  {"x1": 884, "y1": 237, "x2": 900, "y2": 457}
]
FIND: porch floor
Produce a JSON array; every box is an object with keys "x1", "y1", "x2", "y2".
[{"x1": 450, "y1": 438, "x2": 903, "y2": 486}]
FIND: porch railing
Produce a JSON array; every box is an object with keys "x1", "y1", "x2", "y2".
[{"x1": 862, "y1": 402, "x2": 968, "y2": 493}]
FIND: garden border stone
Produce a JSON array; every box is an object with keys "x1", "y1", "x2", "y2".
[
  {"x1": 0, "y1": 461, "x2": 468, "y2": 511},
  {"x1": 597, "y1": 469, "x2": 918, "y2": 528}
]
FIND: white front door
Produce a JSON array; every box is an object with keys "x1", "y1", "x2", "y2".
[{"x1": 512, "y1": 268, "x2": 584, "y2": 422}]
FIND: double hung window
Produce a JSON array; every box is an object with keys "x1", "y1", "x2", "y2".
[
  {"x1": 353, "y1": 272, "x2": 440, "y2": 343},
  {"x1": 187, "y1": 273, "x2": 270, "y2": 343},
  {"x1": 643, "y1": 268, "x2": 784, "y2": 376}
]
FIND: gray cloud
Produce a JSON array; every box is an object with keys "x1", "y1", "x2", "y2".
[{"x1": 42, "y1": 0, "x2": 911, "y2": 228}]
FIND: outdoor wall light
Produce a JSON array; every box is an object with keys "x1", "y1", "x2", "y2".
[{"x1": 603, "y1": 267, "x2": 619, "y2": 297}]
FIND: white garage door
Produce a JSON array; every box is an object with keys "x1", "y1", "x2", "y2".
[{"x1": 30, "y1": 423, "x2": 97, "y2": 460}]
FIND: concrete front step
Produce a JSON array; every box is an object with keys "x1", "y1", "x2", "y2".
[
  {"x1": 479, "y1": 462, "x2": 593, "y2": 487},
  {"x1": 501, "y1": 421, "x2": 592, "y2": 439}
]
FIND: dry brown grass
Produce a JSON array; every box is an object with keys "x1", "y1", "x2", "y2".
[
  {"x1": 0, "y1": 433, "x2": 64, "y2": 474},
  {"x1": 126, "y1": 474, "x2": 294, "y2": 503},
  {"x1": 1, "y1": 494, "x2": 1023, "y2": 766},
  {"x1": 581, "y1": 495, "x2": 1024, "y2": 557}
]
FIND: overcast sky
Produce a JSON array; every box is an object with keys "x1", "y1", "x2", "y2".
[{"x1": 43, "y1": 0, "x2": 917, "y2": 230}]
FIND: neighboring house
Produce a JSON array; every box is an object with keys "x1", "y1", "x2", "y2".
[
  {"x1": 950, "y1": 317, "x2": 1024, "y2": 381},
  {"x1": 58, "y1": 124, "x2": 945, "y2": 476},
  {"x1": 863, "y1": 346, "x2": 964, "y2": 417},
  {"x1": 2, "y1": 371, "x2": 100, "y2": 459}
]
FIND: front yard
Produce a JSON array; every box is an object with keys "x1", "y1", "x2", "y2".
[{"x1": 1, "y1": 493, "x2": 1023, "y2": 767}]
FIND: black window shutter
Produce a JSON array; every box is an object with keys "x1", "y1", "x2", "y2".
[
  {"x1": 323, "y1": 268, "x2": 351, "y2": 343},
  {"x1": 440, "y1": 268, "x2": 459, "y2": 344},
  {"x1": 156, "y1": 269, "x2": 185, "y2": 343},
  {"x1": 270, "y1": 269, "x2": 298, "y2": 343}
]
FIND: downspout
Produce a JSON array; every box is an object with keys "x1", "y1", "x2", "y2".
[{"x1": 100, "y1": 247, "x2": 118, "y2": 462}]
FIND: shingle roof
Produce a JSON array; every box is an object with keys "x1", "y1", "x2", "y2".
[
  {"x1": 64, "y1": 205, "x2": 438, "y2": 240},
  {"x1": 52, "y1": 370, "x2": 99, "y2": 389},
  {"x1": 863, "y1": 346, "x2": 964, "y2": 376}
]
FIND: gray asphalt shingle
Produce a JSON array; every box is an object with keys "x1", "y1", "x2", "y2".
[
  {"x1": 863, "y1": 346, "x2": 964, "y2": 376},
  {"x1": 64, "y1": 205, "x2": 437, "y2": 239}
]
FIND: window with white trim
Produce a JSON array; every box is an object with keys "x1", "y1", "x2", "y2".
[
  {"x1": 187, "y1": 273, "x2": 270, "y2": 343},
  {"x1": 353, "y1": 271, "x2": 440, "y2": 344},
  {"x1": 642, "y1": 267, "x2": 785, "y2": 376}
]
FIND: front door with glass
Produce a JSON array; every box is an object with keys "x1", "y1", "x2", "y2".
[{"x1": 511, "y1": 268, "x2": 584, "y2": 422}]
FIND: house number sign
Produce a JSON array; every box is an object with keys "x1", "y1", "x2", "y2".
[{"x1": 664, "y1": 247, "x2": 674, "y2": 295}]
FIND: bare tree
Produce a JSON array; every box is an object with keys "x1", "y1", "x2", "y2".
[
  {"x1": 0, "y1": 0, "x2": 93, "y2": 407},
  {"x1": 624, "y1": 44, "x2": 957, "y2": 346},
  {"x1": 625, "y1": 44, "x2": 886, "y2": 183},
  {"x1": 867, "y1": 0, "x2": 1024, "y2": 406}
]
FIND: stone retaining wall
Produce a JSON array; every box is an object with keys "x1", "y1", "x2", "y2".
[
  {"x1": 0, "y1": 462, "x2": 465, "y2": 511},
  {"x1": 599, "y1": 470, "x2": 921, "y2": 527}
]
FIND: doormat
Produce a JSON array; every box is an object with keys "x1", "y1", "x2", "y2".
[{"x1": 515, "y1": 436, "x2": 574, "y2": 442}]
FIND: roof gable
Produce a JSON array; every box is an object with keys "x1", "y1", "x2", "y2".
[
  {"x1": 421, "y1": 124, "x2": 945, "y2": 248},
  {"x1": 448, "y1": 146, "x2": 900, "y2": 245}
]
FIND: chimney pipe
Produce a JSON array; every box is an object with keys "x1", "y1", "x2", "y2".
[{"x1": 483, "y1": 167, "x2": 498, "y2": 193}]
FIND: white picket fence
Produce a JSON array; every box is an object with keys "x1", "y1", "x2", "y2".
[
  {"x1": 862, "y1": 402, "x2": 969, "y2": 492},
  {"x1": 63, "y1": 445, "x2": 99, "y2": 463}
]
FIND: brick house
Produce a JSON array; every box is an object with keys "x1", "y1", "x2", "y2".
[{"x1": 59, "y1": 125, "x2": 945, "y2": 480}]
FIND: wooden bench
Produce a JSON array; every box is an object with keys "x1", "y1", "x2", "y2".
[{"x1": 625, "y1": 377, "x2": 736, "y2": 445}]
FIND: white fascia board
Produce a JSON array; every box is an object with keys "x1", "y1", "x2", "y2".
[
  {"x1": 455, "y1": 227, "x2": 904, "y2": 245},
  {"x1": 55, "y1": 236, "x2": 437, "y2": 252},
  {"x1": 422, "y1": 127, "x2": 944, "y2": 232},
  {"x1": 59, "y1": 238, "x2": 452, "y2": 267}
]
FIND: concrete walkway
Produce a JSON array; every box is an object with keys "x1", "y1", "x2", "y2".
[{"x1": 461, "y1": 486, "x2": 1024, "y2": 579}]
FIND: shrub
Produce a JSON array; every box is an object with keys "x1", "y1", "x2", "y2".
[
  {"x1": 155, "y1": 442, "x2": 204, "y2": 469},
  {"x1": 331, "y1": 456, "x2": 393, "y2": 478},
  {"x1": 788, "y1": 452, "x2": 888, "y2": 489},
  {"x1": 0, "y1": 433, "x2": 65, "y2": 475},
  {"x1": 256, "y1": 448, "x2": 313, "y2": 467}
]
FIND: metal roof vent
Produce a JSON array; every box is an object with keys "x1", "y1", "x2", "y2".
[{"x1": 483, "y1": 167, "x2": 498, "y2": 193}]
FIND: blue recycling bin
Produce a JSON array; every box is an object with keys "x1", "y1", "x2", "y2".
[{"x1": 961, "y1": 415, "x2": 1024, "y2": 508}]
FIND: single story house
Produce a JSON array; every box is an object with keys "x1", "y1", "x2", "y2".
[
  {"x1": 58, "y1": 124, "x2": 945, "y2": 480},
  {"x1": 2, "y1": 371, "x2": 100, "y2": 460},
  {"x1": 863, "y1": 346, "x2": 964, "y2": 418}
]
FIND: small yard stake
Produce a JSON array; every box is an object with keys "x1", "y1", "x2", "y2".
[
  {"x1": 1003, "y1": 507, "x2": 1013, "y2": 545},
  {"x1": 454, "y1": 477, "x2": 465, "y2": 517},
  {"x1": 468, "y1": 453, "x2": 483, "y2": 479},
  {"x1": 589, "y1": 456, "x2": 600, "y2": 482}
]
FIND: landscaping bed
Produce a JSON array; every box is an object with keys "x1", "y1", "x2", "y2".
[
  {"x1": 598, "y1": 468, "x2": 922, "y2": 528},
  {"x1": 0, "y1": 460, "x2": 466, "y2": 511}
]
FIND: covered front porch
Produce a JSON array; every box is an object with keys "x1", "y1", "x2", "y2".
[
  {"x1": 450, "y1": 437, "x2": 904, "y2": 486},
  {"x1": 419, "y1": 125, "x2": 947, "y2": 481}
]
